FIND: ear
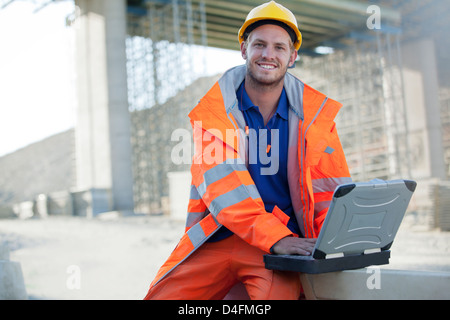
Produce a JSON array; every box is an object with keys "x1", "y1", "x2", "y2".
[
  {"x1": 240, "y1": 41, "x2": 247, "y2": 60},
  {"x1": 288, "y1": 50, "x2": 298, "y2": 67}
]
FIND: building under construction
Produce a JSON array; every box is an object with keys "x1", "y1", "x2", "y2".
[
  {"x1": 2, "y1": 0, "x2": 450, "y2": 230},
  {"x1": 122, "y1": 0, "x2": 450, "y2": 229}
]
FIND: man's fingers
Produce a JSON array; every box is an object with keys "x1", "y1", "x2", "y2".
[
  {"x1": 271, "y1": 237, "x2": 318, "y2": 255},
  {"x1": 291, "y1": 248, "x2": 310, "y2": 255},
  {"x1": 293, "y1": 244, "x2": 315, "y2": 255}
]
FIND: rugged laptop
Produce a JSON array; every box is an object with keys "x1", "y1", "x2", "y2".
[{"x1": 264, "y1": 179, "x2": 417, "y2": 274}]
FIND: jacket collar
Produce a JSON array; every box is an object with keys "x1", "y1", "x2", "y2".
[
  {"x1": 237, "y1": 81, "x2": 289, "y2": 121},
  {"x1": 189, "y1": 65, "x2": 344, "y2": 151},
  {"x1": 217, "y1": 65, "x2": 304, "y2": 120}
]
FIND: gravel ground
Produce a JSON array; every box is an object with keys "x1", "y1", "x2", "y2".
[{"x1": 1, "y1": 214, "x2": 450, "y2": 300}]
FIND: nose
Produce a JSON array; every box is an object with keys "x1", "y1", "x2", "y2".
[{"x1": 261, "y1": 46, "x2": 275, "y2": 60}]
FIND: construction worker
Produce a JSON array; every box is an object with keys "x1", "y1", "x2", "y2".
[{"x1": 144, "y1": 0, "x2": 351, "y2": 300}]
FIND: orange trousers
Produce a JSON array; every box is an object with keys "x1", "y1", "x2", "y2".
[{"x1": 144, "y1": 234, "x2": 301, "y2": 300}]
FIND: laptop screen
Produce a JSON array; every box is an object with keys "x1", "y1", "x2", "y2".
[{"x1": 313, "y1": 179, "x2": 416, "y2": 259}]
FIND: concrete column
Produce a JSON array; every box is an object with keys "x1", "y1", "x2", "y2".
[
  {"x1": 74, "y1": 0, "x2": 134, "y2": 214},
  {"x1": 402, "y1": 38, "x2": 445, "y2": 180}
]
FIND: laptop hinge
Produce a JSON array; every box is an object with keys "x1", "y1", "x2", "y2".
[
  {"x1": 325, "y1": 252, "x2": 344, "y2": 259},
  {"x1": 364, "y1": 248, "x2": 381, "y2": 254}
]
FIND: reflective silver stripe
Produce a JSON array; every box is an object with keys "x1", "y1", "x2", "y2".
[
  {"x1": 186, "y1": 211, "x2": 206, "y2": 229},
  {"x1": 312, "y1": 177, "x2": 353, "y2": 194},
  {"x1": 209, "y1": 184, "x2": 260, "y2": 217},
  {"x1": 314, "y1": 200, "x2": 331, "y2": 213},
  {"x1": 245, "y1": 184, "x2": 261, "y2": 200},
  {"x1": 153, "y1": 217, "x2": 221, "y2": 287},
  {"x1": 197, "y1": 160, "x2": 247, "y2": 197},
  {"x1": 189, "y1": 185, "x2": 202, "y2": 200},
  {"x1": 187, "y1": 223, "x2": 206, "y2": 248},
  {"x1": 301, "y1": 97, "x2": 329, "y2": 238},
  {"x1": 212, "y1": 212, "x2": 221, "y2": 223},
  {"x1": 187, "y1": 214, "x2": 222, "y2": 249},
  {"x1": 284, "y1": 72, "x2": 304, "y2": 119}
]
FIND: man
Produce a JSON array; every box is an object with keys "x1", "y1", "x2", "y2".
[{"x1": 144, "y1": 0, "x2": 351, "y2": 300}]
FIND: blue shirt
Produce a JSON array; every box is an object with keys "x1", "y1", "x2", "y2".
[{"x1": 207, "y1": 81, "x2": 300, "y2": 242}]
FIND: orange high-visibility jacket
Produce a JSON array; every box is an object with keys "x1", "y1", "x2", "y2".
[{"x1": 149, "y1": 65, "x2": 351, "y2": 288}]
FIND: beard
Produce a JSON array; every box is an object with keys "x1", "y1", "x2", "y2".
[{"x1": 245, "y1": 59, "x2": 288, "y2": 91}]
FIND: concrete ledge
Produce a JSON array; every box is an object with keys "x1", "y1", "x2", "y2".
[
  {"x1": 300, "y1": 268, "x2": 450, "y2": 300},
  {"x1": 0, "y1": 247, "x2": 27, "y2": 300}
]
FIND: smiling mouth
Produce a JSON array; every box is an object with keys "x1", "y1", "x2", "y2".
[{"x1": 258, "y1": 63, "x2": 277, "y2": 70}]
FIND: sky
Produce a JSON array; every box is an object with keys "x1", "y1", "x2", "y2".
[
  {"x1": 0, "y1": 1, "x2": 76, "y2": 157},
  {"x1": 0, "y1": 1, "x2": 243, "y2": 157}
]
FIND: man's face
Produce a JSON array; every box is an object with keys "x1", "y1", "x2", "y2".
[{"x1": 241, "y1": 24, "x2": 297, "y2": 88}]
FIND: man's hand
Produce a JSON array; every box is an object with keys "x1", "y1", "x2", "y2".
[{"x1": 271, "y1": 236, "x2": 317, "y2": 255}]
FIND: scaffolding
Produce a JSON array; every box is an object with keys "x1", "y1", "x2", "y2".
[
  {"x1": 126, "y1": 0, "x2": 207, "y2": 110},
  {"x1": 124, "y1": 0, "x2": 448, "y2": 217},
  {"x1": 126, "y1": 5, "x2": 412, "y2": 212},
  {"x1": 292, "y1": 30, "x2": 410, "y2": 182},
  {"x1": 126, "y1": 0, "x2": 208, "y2": 214}
]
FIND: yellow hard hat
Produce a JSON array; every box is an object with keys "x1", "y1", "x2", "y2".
[{"x1": 238, "y1": 1, "x2": 302, "y2": 51}]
